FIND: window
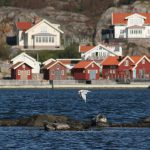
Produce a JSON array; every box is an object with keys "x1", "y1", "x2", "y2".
[
  {"x1": 52, "y1": 37, "x2": 54, "y2": 43},
  {"x1": 39, "y1": 37, "x2": 41, "y2": 43},
  {"x1": 27, "y1": 70, "x2": 30, "y2": 75},
  {"x1": 36, "y1": 37, "x2": 38, "y2": 43},
  {"x1": 50, "y1": 70, "x2": 54, "y2": 75},
  {"x1": 49, "y1": 37, "x2": 51, "y2": 42},
  {"x1": 142, "y1": 59, "x2": 145, "y2": 64},
  {"x1": 113, "y1": 69, "x2": 116, "y2": 74},
  {"x1": 18, "y1": 70, "x2": 21, "y2": 75},
  {"x1": 61, "y1": 70, "x2": 64, "y2": 75},
  {"x1": 120, "y1": 30, "x2": 124, "y2": 34},
  {"x1": 125, "y1": 60, "x2": 129, "y2": 66},
  {"x1": 41, "y1": 26, "x2": 47, "y2": 33},
  {"x1": 45, "y1": 37, "x2": 48, "y2": 43}
]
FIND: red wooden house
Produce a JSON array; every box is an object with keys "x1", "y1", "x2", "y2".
[
  {"x1": 43, "y1": 60, "x2": 67, "y2": 80},
  {"x1": 131, "y1": 55, "x2": 150, "y2": 79},
  {"x1": 71, "y1": 60, "x2": 100, "y2": 80},
  {"x1": 101, "y1": 55, "x2": 150, "y2": 80},
  {"x1": 10, "y1": 62, "x2": 32, "y2": 80},
  {"x1": 101, "y1": 56, "x2": 120, "y2": 79}
]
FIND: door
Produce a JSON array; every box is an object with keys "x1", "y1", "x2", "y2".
[
  {"x1": 55, "y1": 70, "x2": 61, "y2": 80},
  {"x1": 133, "y1": 69, "x2": 136, "y2": 79},
  {"x1": 139, "y1": 69, "x2": 145, "y2": 79},
  {"x1": 20, "y1": 70, "x2": 28, "y2": 80},
  {"x1": 89, "y1": 70, "x2": 96, "y2": 80}
]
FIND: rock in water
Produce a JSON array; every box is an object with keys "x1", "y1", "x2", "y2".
[
  {"x1": 44, "y1": 122, "x2": 70, "y2": 131},
  {"x1": 92, "y1": 114, "x2": 109, "y2": 127},
  {"x1": 53, "y1": 123, "x2": 70, "y2": 130}
]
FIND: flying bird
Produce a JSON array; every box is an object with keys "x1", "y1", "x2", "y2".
[{"x1": 78, "y1": 90, "x2": 91, "y2": 103}]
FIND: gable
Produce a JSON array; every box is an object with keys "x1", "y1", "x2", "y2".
[
  {"x1": 112, "y1": 13, "x2": 150, "y2": 25},
  {"x1": 118, "y1": 56, "x2": 134, "y2": 66},
  {"x1": 11, "y1": 52, "x2": 37, "y2": 63},
  {"x1": 45, "y1": 61, "x2": 67, "y2": 70},
  {"x1": 125, "y1": 13, "x2": 146, "y2": 20},
  {"x1": 82, "y1": 44, "x2": 117, "y2": 56},
  {"x1": 132, "y1": 55, "x2": 150, "y2": 70},
  {"x1": 25, "y1": 19, "x2": 63, "y2": 34}
]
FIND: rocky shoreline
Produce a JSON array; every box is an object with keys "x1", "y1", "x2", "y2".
[{"x1": 0, "y1": 114, "x2": 150, "y2": 131}]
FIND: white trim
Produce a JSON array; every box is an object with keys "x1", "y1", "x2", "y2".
[
  {"x1": 11, "y1": 52, "x2": 35, "y2": 62},
  {"x1": 85, "y1": 61, "x2": 100, "y2": 69},
  {"x1": 47, "y1": 60, "x2": 67, "y2": 70},
  {"x1": 118, "y1": 56, "x2": 134, "y2": 66},
  {"x1": 125, "y1": 13, "x2": 146, "y2": 20},
  {"x1": 25, "y1": 19, "x2": 64, "y2": 34},
  {"x1": 132, "y1": 55, "x2": 150, "y2": 70},
  {"x1": 82, "y1": 43, "x2": 117, "y2": 57},
  {"x1": 13, "y1": 62, "x2": 33, "y2": 70}
]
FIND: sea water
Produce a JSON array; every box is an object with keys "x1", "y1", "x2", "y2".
[{"x1": 0, "y1": 89, "x2": 150, "y2": 149}]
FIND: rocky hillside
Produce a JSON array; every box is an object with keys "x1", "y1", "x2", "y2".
[{"x1": 0, "y1": 0, "x2": 150, "y2": 57}]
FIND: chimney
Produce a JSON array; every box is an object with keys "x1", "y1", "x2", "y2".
[
  {"x1": 32, "y1": 16, "x2": 41, "y2": 25},
  {"x1": 118, "y1": 56, "x2": 123, "y2": 62}
]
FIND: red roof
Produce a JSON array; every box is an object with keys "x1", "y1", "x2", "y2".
[
  {"x1": 112, "y1": 13, "x2": 150, "y2": 25},
  {"x1": 101, "y1": 56, "x2": 119, "y2": 66},
  {"x1": 73, "y1": 60, "x2": 98, "y2": 69},
  {"x1": 130, "y1": 56, "x2": 142, "y2": 63},
  {"x1": 79, "y1": 45, "x2": 95, "y2": 53},
  {"x1": 59, "y1": 60, "x2": 71, "y2": 65},
  {"x1": 16, "y1": 22, "x2": 33, "y2": 31},
  {"x1": 44, "y1": 61, "x2": 66, "y2": 69}
]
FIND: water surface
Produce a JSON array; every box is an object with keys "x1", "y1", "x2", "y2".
[{"x1": 0, "y1": 89, "x2": 150, "y2": 149}]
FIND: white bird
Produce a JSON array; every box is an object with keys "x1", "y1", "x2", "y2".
[{"x1": 78, "y1": 90, "x2": 91, "y2": 103}]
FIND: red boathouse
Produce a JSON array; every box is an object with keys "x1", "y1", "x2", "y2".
[
  {"x1": 43, "y1": 60, "x2": 67, "y2": 80},
  {"x1": 10, "y1": 62, "x2": 32, "y2": 80},
  {"x1": 71, "y1": 60, "x2": 100, "y2": 80}
]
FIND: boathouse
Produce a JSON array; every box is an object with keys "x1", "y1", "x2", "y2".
[
  {"x1": 10, "y1": 62, "x2": 33, "y2": 80},
  {"x1": 71, "y1": 60, "x2": 100, "y2": 80},
  {"x1": 43, "y1": 60, "x2": 67, "y2": 80}
]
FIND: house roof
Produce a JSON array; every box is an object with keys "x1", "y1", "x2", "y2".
[
  {"x1": 130, "y1": 56, "x2": 142, "y2": 63},
  {"x1": 73, "y1": 60, "x2": 99, "y2": 69},
  {"x1": 11, "y1": 52, "x2": 41, "y2": 64},
  {"x1": 16, "y1": 19, "x2": 64, "y2": 34},
  {"x1": 16, "y1": 22, "x2": 33, "y2": 31},
  {"x1": 101, "y1": 56, "x2": 119, "y2": 66},
  {"x1": 10, "y1": 62, "x2": 33, "y2": 69},
  {"x1": 112, "y1": 13, "x2": 150, "y2": 25},
  {"x1": 79, "y1": 45, "x2": 95, "y2": 53},
  {"x1": 44, "y1": 60, "x2": 67, "y2": 70}
]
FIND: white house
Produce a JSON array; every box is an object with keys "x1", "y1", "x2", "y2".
[
  {"x1": 11, "y1": 52, "x2": 41, "y2": 74},
  {"x1": 79, "y1": 43, "x2": 122, "y2": 60},
  {"x1": 112, "y1": 13, "x2": 150, "y2": 38},
  {"x1": 16, "y1": 18, "x2": 64, "y2": 49}
]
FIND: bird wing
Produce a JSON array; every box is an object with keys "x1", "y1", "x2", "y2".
[{"x1": 80, "y1": 92, "x2": 87, "y2": 102}]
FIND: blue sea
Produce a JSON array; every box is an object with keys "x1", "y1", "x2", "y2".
[{"x1": 0, "y1": 89, "x2": 150, "y2": 150}]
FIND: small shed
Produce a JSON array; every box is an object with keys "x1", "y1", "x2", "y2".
[
  {"x1": 43, "y1": 60, "x2": 67, "y2": 80},
  {"x1": 10, "y1": 62, "x2": 33, "y2": 80},
  {"x1": 71, "y1": 60, "x2": 100, "y2": 80}
]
